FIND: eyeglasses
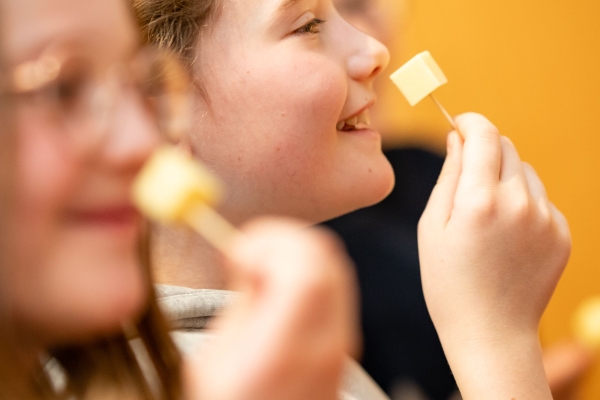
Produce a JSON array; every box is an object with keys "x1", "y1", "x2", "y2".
[{"x1": 1, "y1": 43, "x2": 191, "y2": 156}]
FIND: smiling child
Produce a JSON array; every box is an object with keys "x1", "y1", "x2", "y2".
[{"x1": 134, "y1": 0, "x2": 572, "y2": 399}]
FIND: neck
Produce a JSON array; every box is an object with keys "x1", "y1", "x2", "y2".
[{"x1": 151, "y1": 224, "x2": 228, "y2": 290}]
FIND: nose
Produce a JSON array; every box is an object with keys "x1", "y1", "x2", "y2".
[
  {"x1": 104, "y1": 89, "x2": 160, "y2": 172},
  {"x1": 344, "y1": 21, "x2": 391, "y2": 82}
]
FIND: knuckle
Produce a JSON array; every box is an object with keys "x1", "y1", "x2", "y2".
[
  {"x1": 500, "y1": 135, "x2": 516, "y2": 150},
  {"x1": 522, "y1": 161, "x2": 535, "y2": 173},
  {"x1": 456, "y1": 112, "x2": 500, "y2": 137},
  {"x1": 510, "y1": 194, "x2": 533, "y2": 223},
  {"x1": 553, "y1": 211, "x2": 573, "y2": 253},
  {"x1": 459, "y1": 191, "x2": 499, "y2": 222}
]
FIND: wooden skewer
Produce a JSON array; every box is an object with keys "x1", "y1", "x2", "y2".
[
  {"x1": 184, "y1": 203, "x2": 240, "y2": 254},
  {"x1": 429, "y1": 93, "x2": 458, "y2": 132}
]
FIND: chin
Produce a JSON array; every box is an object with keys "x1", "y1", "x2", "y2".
[
  {"x1": 314, "y1": 157, "x2": 396, "y2": 224},
  {"x1": 98, "y1": 262, "x2": 147, "y2": 328},
  {"x1": 361, "y1": 157, "x2": 396, "y2": 207},
  {"x1": 63, "y1": 259, "x2": 148, "y2": 344}
]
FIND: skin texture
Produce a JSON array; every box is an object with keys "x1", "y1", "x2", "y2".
[
  {"x1": 188, "y1": 0, "x2": 393, "y2": 226},
  {"x1": 187, "y1": 219, "x2": 360, "y2": 400},
  {"x1": 418, "y1": 113, "x2": 571, "y2": 399},
  {"x1": 2, "y1": 2, "x2": 360, "y2": 399},
  {"x1": 4, "y1": 0, "x2": 156, "y2": 350},
  {"x1": 155, "y1": 0, "x2": 394, "y2": 288},
  {"x1": 333, "y1": 0, "x2": 393, "y2": 49},
  {"x1": 148, "y1": 0, "x2": 573, "y2": 398}
]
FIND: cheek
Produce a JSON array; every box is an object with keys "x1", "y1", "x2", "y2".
[
  {"x1": 276, "y1": 68, "x2": 346, "y2": 185},
  {"x1": 208, "y1": 52, "x2": 347, "y2": 176},
  {"x1": 17, "y1": 118, "x2": 75, "y2": 217},
  {"x1": 14, "y1": 117, "x2": 77, "y2": 288},
  {"x1": 12, "y1": 117, "x2": 145, "y2": 340}
]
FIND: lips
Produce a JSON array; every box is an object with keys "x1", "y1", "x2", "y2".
[
  {"x1": 336, "y1": 109, "x2": 372, "y2": 132},
  {"x1": 337, "y1": 100, "x2": 375, "y2": 132},
  {"x1": 65, "y1": 204, "x2": 140, "y2": 226}
]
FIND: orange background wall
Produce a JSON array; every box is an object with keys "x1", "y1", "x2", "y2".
[{"x1": 376, "y1": 0, "x2": 600, "y2": 397}]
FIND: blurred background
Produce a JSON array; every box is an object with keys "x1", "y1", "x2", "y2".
[{"x1": 373, "y1": 0, "x2": 600, "y2": 398}]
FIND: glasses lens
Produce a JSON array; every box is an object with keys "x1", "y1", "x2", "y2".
[
  {"x1": 11, "y1": 46, "x2": 193, "y2": 156},
  {"x1": 53, "y1": 57, "x2": 109, "y2": 151}
]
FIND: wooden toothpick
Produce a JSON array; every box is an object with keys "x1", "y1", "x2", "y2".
[{"x1": 429, "y1": 93, "x2": 458, "y2": 132}]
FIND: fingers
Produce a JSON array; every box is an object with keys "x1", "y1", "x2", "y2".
[
  {"x1": 550, "y1": 203, "x2": 572, "y2": 246},
  {"x1": 228, "y1": 218, "x2": 361, "y2": 356},
  {"x1": 522, "y1": 162, "x2": 548, "y2": 203},
  {"x1": 500, "y1": 137, "x2": 526, "y2": 186},
  {"x1": 193, "y1": 219, "x2": 360, "y2": 400},
  {"x1": 521, "y1": 163, "x2": 571, "y2": 248},
  {"x1": 455, "y1": 113, "x2": 502, "y2": 188},
  {"x1": 421, "y1": 131, "x2": 463, "y2": 225}
]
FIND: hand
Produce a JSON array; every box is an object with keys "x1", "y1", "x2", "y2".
[
  {"x1": 418, "y1": 113, "x2": 571, "y2": 399},
  {"x1": 184, "y1": 218, "x2": 360, "y2": 400}
]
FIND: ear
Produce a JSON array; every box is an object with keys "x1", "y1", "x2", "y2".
[
  {"x1": 176, "y1": 134, "x2": 194, "y2": 156},
  {"x1": 164, "y1": 92, "x2": 194, "y2": 156}
]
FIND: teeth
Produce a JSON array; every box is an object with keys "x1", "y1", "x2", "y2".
[
  {"x1": 357, "y1": 109, "x2": 370, "y2": 126},
  {"x1": 337, "y1": 110, "x2": 371, "y2": 131}
]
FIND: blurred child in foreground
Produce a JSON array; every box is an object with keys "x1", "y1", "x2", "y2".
[{"x1": 0, "y1": 0, "x2": 361, "y2": 398}]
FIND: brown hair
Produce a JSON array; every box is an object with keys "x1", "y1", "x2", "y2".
[{"x1": 132, "y1": 0, "x2": 220, "y2": 71}]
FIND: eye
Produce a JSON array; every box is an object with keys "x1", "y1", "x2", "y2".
[
  {"x1": 293, "y1": 18, "x2": 326, "y2": 35},
  {"x1": 49, "y1": 58, "x2": 95, "y2": 112}
]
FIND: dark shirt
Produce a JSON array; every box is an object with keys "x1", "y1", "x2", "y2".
[{"x1": 324, "y1": 147, "x2": 457, "y2": 400}]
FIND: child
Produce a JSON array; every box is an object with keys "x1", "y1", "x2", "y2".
[
  {"x1": 134, "y1": 0, "x2": 571, "y2": 399},
  {"x1": 0, "y1": 0, "x2": 362, "y2": 398}
]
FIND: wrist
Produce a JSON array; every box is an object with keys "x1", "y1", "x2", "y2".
[{"x1": 439, "y1": 328, "x2": 552, "y2": 400}]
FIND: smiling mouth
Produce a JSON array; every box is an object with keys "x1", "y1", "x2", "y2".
[
  {"x1": 66, "y1": 205, "x2": 140, "y2": 226},
  {"x1": 337, "y1": 109, "x2": 372, "y2": 132}
]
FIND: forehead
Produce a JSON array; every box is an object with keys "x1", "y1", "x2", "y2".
[
  {"x1": 2, "y1": 0, "x2": 138, "y2": 65},
  {"x1": 333, "y1": 0, "x2": 381, "y2": 10},
  {"x1": 220, "y1": 0, "x2": 318, "y2": 23}
]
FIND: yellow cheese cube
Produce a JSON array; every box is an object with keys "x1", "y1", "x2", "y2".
[
  {"x1": 132, "y1": 146, "x2": 222, "y2": 223},
  {"x1": 573, "y1": 296, "x2": 600, "y2": 349},
  {"x1": 390, "y1": 51, "x2": 448, "y2": 106}
]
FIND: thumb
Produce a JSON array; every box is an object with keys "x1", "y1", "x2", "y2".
[{"x1": 421, "y1": 132, "x2": 463, "y2": 226}]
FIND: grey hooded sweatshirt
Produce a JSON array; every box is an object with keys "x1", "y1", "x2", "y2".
[{"x1": 156, "y1": 285, "x2": 390, "y2": 400}]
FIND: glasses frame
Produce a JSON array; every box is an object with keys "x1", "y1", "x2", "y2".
[{"x1": 1, "y1": 43, "x2": 192, "y2": 156}]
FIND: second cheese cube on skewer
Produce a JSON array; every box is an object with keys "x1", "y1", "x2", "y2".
[
  {"x1": 133, "y1": 146, "x2": 237, "y2": 254},
  {"x1": 133, "y1": 146, "x2": 222, "y2": 223}
]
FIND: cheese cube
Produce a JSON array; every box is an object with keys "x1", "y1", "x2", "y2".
[
  {"x1": 390, "y1": 51, "x2": 448, "y2": 106},
  {"x1": 573, "y1": 296, "x2": 600, "y2": 349},
  {"x1": 132, "y1": 146, "x2": 222, "y2": 223}
]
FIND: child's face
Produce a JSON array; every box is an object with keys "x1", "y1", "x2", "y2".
[
  {"x1": 190, "y1": 0, "x2": 393, "y2": 225},
  {"x1": 4, "y1": 0, "x2": 159, "y2": 344}
]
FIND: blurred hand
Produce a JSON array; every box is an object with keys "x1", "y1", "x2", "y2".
[
  {"x1": 184, "y1": 218, "x2": 360, "y2": 400},
  {"x1": 418, "y1": 113, "x2": 571, "y2": 399}
]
